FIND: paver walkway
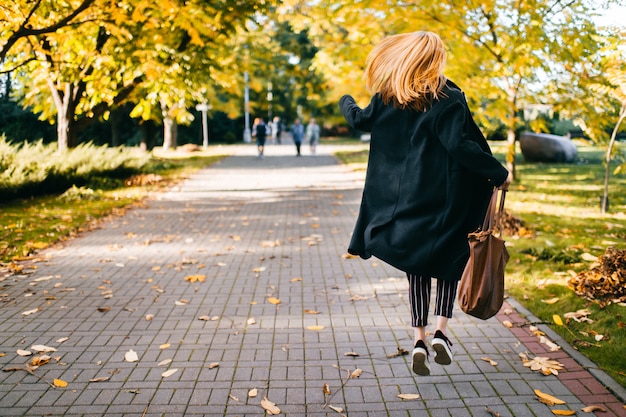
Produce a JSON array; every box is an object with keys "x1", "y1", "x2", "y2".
[{"x1": 1, "y1": 142, "x2": 625, "y2": 416}]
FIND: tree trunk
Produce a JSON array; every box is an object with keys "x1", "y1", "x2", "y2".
[
  {"x1": 163, "y1": 116, "x2": 177, "y2": 150},
  {"x1": 110, "y1": 107, "x2": 122, "y2": 147},
  {"x1": 139, "y1": 120, "x2": 157, "y2": 152}
]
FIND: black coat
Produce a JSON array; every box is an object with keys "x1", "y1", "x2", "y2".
[{"x1": 340, "y1": 80, "x2": 509, "y2": 281}]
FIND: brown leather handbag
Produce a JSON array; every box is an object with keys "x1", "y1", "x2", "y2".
[{"x1": 458, "y1": 188, "x2": 509, "y2": 320}]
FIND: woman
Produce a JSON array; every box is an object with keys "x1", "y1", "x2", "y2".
[
  {"x1": 340, "y1": 31, "x2": 510, "y2": 376},
  {"x1": 252, "y1": 117, "x2": 267, "y2": 159}
]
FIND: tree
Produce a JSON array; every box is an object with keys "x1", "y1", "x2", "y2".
[
  {"x1": 0, "y1": 0, "x2": 95, "y2": 62},
  {"x1": 276, "y1": 0, "x2": 615, "y2": 179},
  {"x1": 3, "y1": 0, "x2": 271, "y2": 150}
]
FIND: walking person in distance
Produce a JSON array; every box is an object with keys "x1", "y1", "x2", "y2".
[{"x1": 339, "y1": 31, "x2": 511, "y2": 376}]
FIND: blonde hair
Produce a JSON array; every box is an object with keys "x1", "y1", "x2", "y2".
[{"x1": 365, "y1": 31, "x2": 447, "y2": 112}]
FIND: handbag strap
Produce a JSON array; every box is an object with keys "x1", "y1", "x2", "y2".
[{"x1": 482, "y1": 189, "x2": 507, "y2": 235}]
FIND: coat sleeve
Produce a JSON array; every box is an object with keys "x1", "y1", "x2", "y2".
[
  {"x1": 435, "y1": 99, "x2": 509, "y2": 186},
  {"x1": 339, "y1": 95, "x2": 378, "y2": 132}
]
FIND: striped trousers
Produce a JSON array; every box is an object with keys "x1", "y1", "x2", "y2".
[{"x1": 406, "y1": 273, "x2": 458, "y2": 327}]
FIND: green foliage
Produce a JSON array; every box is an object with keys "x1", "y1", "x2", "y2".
[{"x1": 0, "y1": 136, "x2": 149, "y2": 200}]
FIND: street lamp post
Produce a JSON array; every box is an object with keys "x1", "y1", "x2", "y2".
[
  {"x1": 195, "y1": 103, "x2": 211, "y2": 148},
  {"x1": 243, "y1": 72, "x2": 251, "y2": 143}
]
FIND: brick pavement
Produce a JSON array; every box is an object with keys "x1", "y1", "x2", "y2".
[{"x1": 1, "y1": 142, "x2": 625, "y2": 416}]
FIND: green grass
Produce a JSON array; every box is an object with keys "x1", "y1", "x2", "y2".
[
  {"x1": 337, "y1": 141, "x2": 626, "y2": 388},
  {"x1": 0, "y1": 152, "x2": 226, "y2": 263}
]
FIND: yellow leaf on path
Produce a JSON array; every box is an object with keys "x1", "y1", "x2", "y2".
[
  {"x1": 542, "y1": 297, "x2": 560, "y2": 305},
  {"x1": 397, "y1": 393, "x2": 421, "y2": 400},
  {"x1": 159, "y1": 343, "x2": 170, "y2": 350},
  {"x1": 553, "y1": 315, "x2": 564, "y2": 326},
  {"x1": 89, "y1": 376, "x2": 110, "y2": 382},
  {"x1": 306, "y1": 325, "x2": 325, "y2": 331},
  {"x1": 350, "y1": 369, "x2": 362, "y2": 378},
  {"x1": 184, "y1": 274, "x2": 206, "y2": 283},
  {"x1": 146, "y1": 314, "x2": 154, "y2": 321},
  {"x1": 248, "y1": 388, "x2": 258, "y2": 398},
  {"x1": 329, "y1": 405, "x2": 344, "y2": 413},
  {"x1": 304, "y1": 309, "x2": 320, "y2": 315},
  {"x1": 174, "y1": 300, "x2": 188, "y2": 306},
  {"x1": 344, "y1": 351, "x2": 360, "y2": 357},
  {"x1": 502, "y1": 320, "x2": 513, "y2": 328},
  {"x1": 534, "y1": 389, "x2": 566, "y2": 406},
  {"x1": 53, "y1": 378, "x2": 68, "y2": 388},
  {"x1": 323, "y1": 383, "x2": 331, "y2": 395},
  {"x1": 581, "y1": 405, "x2": 607, "y2": 413},
  {"x1": 161, "y1": 369, "x2": 178, "y2": 378},
  {"x1": 247, "y1": 318, "x2": 256, "y2": 325},
  {"x1": 208, "y1": 362, "x2": 219, "y2": 369},
  {"x1": 552, "y1": 410, "x2": 576, "y2": 416},
  {"x1": 56, "y1": 337, "x2": 69, "y2": 343},
  {"x1": 31, "y1": 345, "x2": 56, "y2": 353},
  {"x1": 267, "y1": 297, "x2": 281, "y2": 305},
  {"x1": 124, "y1": 349, "x2": 139, "y2": 363},
  {"x1": 158, "y1": 359, "x2": 172, "y2": 367},
  {"x1": 16, "y1": 349, "x2": 32, "y2": 356},
  {"x1": 481, "y1": 357, "x2": 498, "y2": 366},
  {"x1": 261, "y1": 397, "x2": 281, "y2": 415},
  {"x1": 290, "y1": 277, "x2": 303, "y2": 282}
]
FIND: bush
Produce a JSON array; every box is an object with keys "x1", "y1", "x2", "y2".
[{"x1": 0, "y1": 136, "x2": 149, "y2": 201}]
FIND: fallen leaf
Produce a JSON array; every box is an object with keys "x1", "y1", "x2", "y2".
[
  {"x1": 31, "y1": 345, "x2": 56, "y2": 353},
  {"x1": 553, "y1": 314, "x2": 564, "y2": 326},
  {"x1": 350, "y1": 369, "x2": 362, "y2": 378},
  {"x1": 290, "y1": 277, "x2": 303, "y2": 282},
  {"x1": 329, "y1": 405, "x2": 344, "y2": 413},
  {"x1": 386, "y1": 347, "x2": 410, "y2": 358},
  {"x1": 541, "y1": 297, "x2": 560, "y2": 305},
  {"x1": 344, "y1": 351, "x2": 360, "y2": 357},
  {"x1": 267, "y1": 297, "x2": 281, "y2": 305},
  {"x1": 481, "y1": 357, "x2": 498, "y2": 366},
  {"x1": 397, "y1": 393, "x2": 421, "y2": 400},
  {"x1": 304, "y1": 309, "x2": 320, "y2": 315},
  {"x1": 229, "y1": 394, "x2": 239, "y2": 402},
  {"x1": 22, "y1": 308, "x2": 39, "y2": 316},
  {"x1": 247, "y1": 318, "x2": 256, "y2": 325},
  {"x1": 159, "y1": 343, "x2": 171, "y2": 350},
  {"x1": 248, "y1": 388, "x2": 258, "y2": 398},
  {"x1": 323, "y1": 383, "x2": 331, "y2": 395},
  {"x1": 145, "y1": 314, "x2": 154, "y2": 321},
  {"x1": 524, "y1": 356, "x2": 564, "y2": 376},
  {"x1": 306, "y1": 325, "x2": 325, "y2": 331},
  {"x1": 551, "y1": 410, "x2": 576, "y2": 416},
  {"x1": 502, "y1": 320, "x2": 513, "y2": 328},
  {"x1": 534, "y1": 389, "x2": 566, "y2": 406},
  {"x1": 198, "y1": 315, "x2": 211, "y2": 321},
  {"x1": 158, "y1": 359, "x2": 172, "y2": 367},
  {"x1": 56, "y1": 337, "x2": 69, "y2": 343},
  {"x1": 30, "y1": 355, "x2": 51, "y2": 367},
  {"x1": 261, "y1": 397, "x2": 280, "y2": 415},
  {"x1": 124, "y1": 349, "x2": 139, "y2": 363},
  {"x1": 184, "y1": 274, "x2": 206, "y2": 283},
  {"x1": 97, "y1": 306, "x2": 111, "y2": 313},
  {"x1": 485, "y1": 406, "x2": 502, "y2": 417},
  {"x1": 581, "y1": 405, "x2": 607, "y2": 413},
  {"x1": 174, "y1": 300, "x2": 188, "y2": 306},
  {"x1": 581, "y1": 252, "x2": 598, "y2": 261},
  {"x1": 16, "y1": 349, "x2": 32, "y2": 357},
  {"x1": 89, "y1": 376, "x2": 110, "y2": 382},
  {"x1": 53, "y1": 378, "x2": 68, "y2": 388},
  {"x1": 208, "y1": 362, "x2": 219, "y2": 369},
  {"x1": 161, "y1": 369, "x2": 178, "y2": 378},
  {"x1": 253, "y1": 266, "x2": 266, "y2": 273}
]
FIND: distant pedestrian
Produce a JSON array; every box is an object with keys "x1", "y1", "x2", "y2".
[
  {"x1": 271, "y1": 116, "x2": 283, "y2": 144},
  {"x1": 291, "y1": 118, "x2": 304, "y2": 156},
  {"x1": 340, "y1": 31, "x2": 511, "y2": 376},
  {"x1": 252, "y1": 117, "x2": 268, "y2": 159},
  {"x1": 306, "y1": 118, "x2": 320, "y2": 155}
]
